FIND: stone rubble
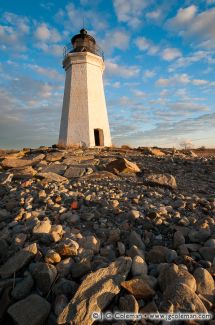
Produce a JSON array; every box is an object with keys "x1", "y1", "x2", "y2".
[{"x1": 0, "y1": 145, "x2": 214, "y2": 324}]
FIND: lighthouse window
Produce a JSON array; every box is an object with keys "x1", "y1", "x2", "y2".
[{"x1": 94, "y1": 129, "x2": 104, "y2": 146}]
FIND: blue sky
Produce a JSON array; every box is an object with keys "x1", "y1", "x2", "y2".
[{"x1": 0, "y1": 0, "x2": 215, "y2": 149}]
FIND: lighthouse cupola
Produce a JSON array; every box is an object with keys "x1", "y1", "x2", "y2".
[{"x1": 71, "y1": 28, "x2": 96, "y2": 55}]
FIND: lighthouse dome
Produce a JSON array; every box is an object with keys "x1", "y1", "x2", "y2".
[{"x1": 71, "y1": 29, "x2": 96, "y2": 54}]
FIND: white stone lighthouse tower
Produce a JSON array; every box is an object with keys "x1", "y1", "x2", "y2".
[{"x1": 58, "y1": 29, "x2": 112, "y2": 147}]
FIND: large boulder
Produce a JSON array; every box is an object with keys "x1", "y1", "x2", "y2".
[
  {"x1": 42, "y1": 164, "x2": 67, "y2": 175},
  {"x1": 37, "y1": 172, "x2": 68, "y2": 183},
  {"x1": 146, "y1": 246, "x2": 170, "y2": 263},
  {"x1": 8, "y1": 294, "x2": 51, "y2": 325},
  {"x1": 83, "y1": 171, "x2": 119, "y2": 180},
  {"x1": 161, "y1": 283, "x2": 208, "y2": 313},
  {"x1": 199, "y1": 247, "x2": 215, "y2": 262},
  {"x1": 121, "y1": 278, "x2": 155, "y2": 299},
  {"x1": 142, "y1": 147, "x2": 165, "y2": 156},
  {"x1": 145, "y1": 173, "x2": 177, "y2": 189},
  {"x1": 46, "y1": 152, "x2": 65, "y2": 162},
  {"x1": 11, "y1": 166, "x2": 37, "y2": 179},
  {"x1": 64, "y1": 166, "x2": 86, "y2": 178},
  {"x1": 158, "y1": 263, "x2": 196, "y2": 292},
  {"x1": 32, "y1": 262, "x2": 57, "y2": 295},
  {"x1": 57, "y1": 257, "x2": 132, "y2": 325},
  {"x1": 0, "y1": 243, "x2": 37, "y2": 278},
  {"x1": 194, "y1": 267, "x2": 215, "y2": 302},
  {"x1": 106, "y1": 158, "x2": 140, "y2": 174},
  {"x1": 1, "y1": 154, "x2": 45, "y2": 169},
  {"x1": 32, "y1": 218, "x2": 51, "y2": 235}
]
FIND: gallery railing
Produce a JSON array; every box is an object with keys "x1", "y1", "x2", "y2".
[{"x1": 63, "y1": 43, "x2": 104, "y2": 60}]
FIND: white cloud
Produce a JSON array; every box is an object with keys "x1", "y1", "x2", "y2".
[
  {"x1": 192, "y1": 79, "x2": 208, "y2": 86},
  {"x1": 100, "y1": 29, "x2": 130, "y2": 53},
  {"x1": 132, "y1": 90, "x2": 147, "y2": 98},
  {"x1": 27, "y1": 64, "x2": 64, "y2": 81},
  {"x1": 146, "y1": 9, "x2": 162, "y2": 20},
  {"x1": 112, "y1": 81, "x2": 121, "y2": 88},
  {"x1": 58, "y1": 3, "x2": 108, "y2": 33},
  {"x1": 144, "y1": 70, "x2": 156, "y2": 78},
  {"x1": 35, "y1": 23, "x2": 50, "y2": 41},
  {"x1": 113, "y1": 0, "x2": 148, "y2": 28},
  {"x1": 162, "y1": 48, "x2": 182, "y2": 61},
  {"x1": 105, "y1": 60, "x2": 140, "y2": 78},
  {"x1": 136, "y1": 39, "x2": 181, "y2": 61},
  {"x1": 135, "y1": 37, "x2": 151, "y2": 51},
  {"x1": 168, "y1": 5, "x2": 197, "y2": 27},
  {"x1": 156, "y1": 78, "x2": 170, "y2": 86},
  {"x1": 135, "y1": 37, "x2": 159, "y2": 55},
  {"x1": 171, "y1": 51, "x2": 211, "y2": 69},
  {"x1": 34, "y1": 23, "x2": 61, "y2": 42},
  {"x1": 0, "y1": 69, "x2": 63, "y2": 148},
  {"x1": 156, "y1": 74, "x2": 210, "y2": 87},
  {"x1": 3, "y1": 12, "x2": 30, "y2": 34},
  {"x1": 169, "y1": 101, "x2": 209, "y2": 112},
  {"x1": 0, "y1": 12, "x2": 30, "y2": 51},
  {"x1": 166, "y1": 6, "x2": 215, "y2": 45}
]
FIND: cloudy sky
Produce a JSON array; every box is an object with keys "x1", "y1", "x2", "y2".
[{"x1": 0, "y1": 0, "x2": 215, "y2": 149}]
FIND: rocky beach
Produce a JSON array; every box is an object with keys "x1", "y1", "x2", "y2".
[{"x1": 0, "y1": 146, "x2": 214, "y2": 325}]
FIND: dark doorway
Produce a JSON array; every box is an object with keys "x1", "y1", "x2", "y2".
[{"x1": 94, "y1": 129, "x2": 104, "y2": 146}]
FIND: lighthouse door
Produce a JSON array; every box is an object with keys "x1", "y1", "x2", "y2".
[{"x1": 94, "y1": 129, "x2": 104, "y2": 146}]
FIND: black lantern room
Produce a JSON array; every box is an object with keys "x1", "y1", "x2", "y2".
[
  {"x1": 71, "y1": 28, "x2": 96, "y2": 53},
  {"x1": 63, "y1": 29, "x2": 104, "y2": 60}
]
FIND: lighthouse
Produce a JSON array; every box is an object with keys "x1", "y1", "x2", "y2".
[{"x1": 58, "y1": 29, "x2": 112, "y2": 147}]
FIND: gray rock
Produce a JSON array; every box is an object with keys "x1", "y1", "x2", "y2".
[
  {"x1": 161, "y1": 283, "x2": 208, "y2": 313},
  {"x1": 11, "y1": 166, "x2": 37, "y2": 179},
  {"x1": 199, "y1": 247, "x2": 215, "y2": 262},
  {"x1": 188, "y1": 229, "x2": 211, "y2": 243},
  {"x1": 53, "y1": 278, "x2": 78, "y2": 297},
  {"x1": 32, "y1": 262, "x2": 57, "y2": 295},
  {"x1": 126, "y1": 245, "x2": 145, "y2": 259},
  {"x1": 129, "y1": 231, "x2": 145, "y2": 250},
  {"x1": 56, "y1": 258, "x2": 74, "y2": 277},
  {"x1": 130, "y1": 209, "x2": 141, "y2": 220},
  {"x1": 147, "y1": 246, "x2": 169, "y2": 263},
  {"x1": 42, "y1": 164, "x2": 67, "y2": 175},
  {"x1": 194, "y1": 267, "x2": 215, "y2": 302},
  {"x1": 8, "y1": 294, "x2": 51, "y2": 325},
  {"x1": 145, "y1": 173, "x2": 177, "y2": 189},
  {"x1": 71, "y1": 261, "x2": 91, "y2": 279},
  {"x1": 158, "y1": 263, "x2": 196, "y2": 293},
  {"x1": 166, "y1": 249, "x2": 178, "y2": 263},
  {"x1": 46, "y1": 152, "x2": 65, "y2": 162},
  {"x1": 106, "y1": 158, "x2": 141, "y2": 174},
  {"x1": 57, "y1": 257, "x2": 132, "y2": 325},
  {"x1": 119, "y1": 294, "x2": 139, "y2": 313},
  {"x1": 78, "y1": 235, "x2": 100, "y2": 253},
  {"x1": 56, "y1": 239, "x2": 79, "y2": 256},
  {"x1": 204, "y1": 239, "x2": 215, "y2": 248},
  {"x1": 173, "y1": 231, "x2": 185, "y2": 248},
  {"x1": 11, "y1": 272, "x2": 34, "y2": 300},
  {"x1": 131, "y1": 255, "x2": 148, "y2": 276},
  {"x1": 0, "y1": 209, "x2": 10, "y2": 221},
  {"x1": 54, "y1": 294, "x2": 68, "y2": 316},
  {"x1": 64, "y1": 166, "x2": 86, "y2": 178},
  {"x1": 37, "y1": 172, "x2": 68, "y2": 183},
  {"x1": 0, "y1": 239, "x2": 8, "y2": 260},
  {"x1": 0, "y1": 172, "x2": 13, "y2": 184},
  {"x1": 1, "y1": 158, "x2": 33, "y2": 168},
  {"x1": 32, "y1": 218, "x2": 51, "y2": 234},
  {"x1": 0, "y1": 243, "x2": 37, "y2": 278}
]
